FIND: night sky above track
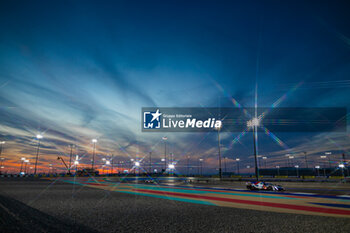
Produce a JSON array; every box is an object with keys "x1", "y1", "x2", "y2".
[{"x1": 0, "y1": 0, "x2": 349, "y2": 173}]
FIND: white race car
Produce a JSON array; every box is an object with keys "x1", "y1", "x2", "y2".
[{"x1": 246, "y1": 181, "x2": 284, "y2": 191}]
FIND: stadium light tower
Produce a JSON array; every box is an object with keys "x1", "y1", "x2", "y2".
[
  {"x1": 320, "y1": 155, "x2": 329, "y2": 171},
  {"x1": 134, "y1": 161, "x2": 140, "y2": 175},
  {"x1": 68, "y1": 144, "x2": 75, "y2": 174},
  {"x1": 162, "y1": 136, "x2": 167, "y2": 171},
  {"x1": 0, "y1": 157, "x2": 4, "y2": 172},
  {"x1": 324, "y1": 152, "x2": 332, "y2": 168},
  {"x1": 0, "y1": 141, "x2": 5, "y2": 160},
  {"x1": 187, "y1": 155, "x2": 190, "y2": 176},
  {"x1": 295, "y1": 165, "x2": 299, "y2": 177},
  {"x1": 215, "y1": 125, "x2": 222, "y2": 179},
  {"x1": 20, "y1": 157, "x2": 26, "y2": 173},
  {"x1": 199, "y1": 158, "x2": 203, "y2": 176},
  {"x1": 236, "y1": 158, "x2": 240, "y2": 175},
  {"x1": 289, "y1": 155, "x2": 294, "y2": 167},
  {"x1": 303, "y1": 151, "x2": 308, "y2": 168},
  {"x1": 74, "y1": 159, "x2": 79, "y2": 172},
  {"x1": 34, "y1": 134, "x2": 43, "y2": 175},
  {"x1": 24, "y1": 159, "x2": 29, "y2": 174},
  {"x1": 0, "y1": 141, "x2": 5, "y2": 174},
  {"x1": 315, "y1": 165, "x2": 320, "y2": 176},
  {"x1": 91, "y1": 139, "x2": 97, "y2": 170},
  {"x1": 262, "y1": 156, "x2": 267, "y2": 168},
  {"x1": 247, "y1": 117, "x2": 260, "y2": 181}
]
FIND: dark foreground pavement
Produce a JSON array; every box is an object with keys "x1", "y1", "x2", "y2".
[{"x1": 1, "y1": 178, "x2": 350, "y2": 233}]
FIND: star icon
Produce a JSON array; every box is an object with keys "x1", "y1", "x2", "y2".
[{"x1": 151, "y1": 109, "x2": 162, "y2": 122}]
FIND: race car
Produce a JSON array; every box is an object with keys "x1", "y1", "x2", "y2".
[
  {"x1": 246, "y1": 181, "x2": 284, "y2": 191},
  {"x1": 144, "y1": 179, "x2": 155, "y2": 184}
]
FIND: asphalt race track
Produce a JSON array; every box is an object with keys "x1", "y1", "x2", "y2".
[{"x1": 1, "y1": 178, "x2": 350, "y2": 233}]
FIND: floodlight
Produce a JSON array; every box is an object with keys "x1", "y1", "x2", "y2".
[{"x1": 247, "y1": 118, "x2": 260, "y2": 127}]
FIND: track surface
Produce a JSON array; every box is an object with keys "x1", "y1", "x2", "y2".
[
  {"x1": 61, "y1": 177, "x2": 350, "y2": 218},
  {"x1": 1, "y1": 178, "x2": 350, "y2": 233}
]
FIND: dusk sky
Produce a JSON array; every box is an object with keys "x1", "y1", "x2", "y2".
[{"x1": 0, "y1": 0, "x2": 350, "y2": 174}]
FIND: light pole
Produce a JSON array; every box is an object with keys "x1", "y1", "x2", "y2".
[
  {"x1": 119, "y1": 161, "x2": 124, "y2": 174},
  {"x1": 0, "y1": 141, "x2": 5, "y2": 174},
  {"x1": 102, "y1": 158, "x2": 106, "y2": 174},
  {"x1": 276, "y1": 165, "x2": 280, "y2": 176},
  {"x1": 34, "y1": 134, "x2": 43, "y2": 175},
  {"x1": 161, "y1": 158, "x2": 165, "y2": 173},
  {"x1": 24, "y1": 160, "x2": 29, "y2": 174},
  {"x1": 130, "y1": 159, "x2": 135, "y2": 175},
  {"x1": 320, "y1": 155, "x2": 328, "y2": 176},
  {"x1": 289, "y1": 156, "x2": 294, "y2": 167},
  {"x1": 149, "y1": 151, "x2": 152, "y2": 173},
  {"x1": 162, "y1": 137, "x2": 167, "y2": 172},
  {"x1": 68, "y1": 144, "x2": 75, "y2": 174},
  {"x1": 199, "y1": 159, "x2": 203, "y2": 176},
  {"x1": 339, "y1": 164, "x2": 345, "y2": 178},
  {"x1": 224, "y1": 157, "x2": 227, "y2": 173},
  {"x1": 325, "y1": 152, "x2": 332, "y2": 168},
  {"x1": 170, "y1": 153, "x2": 174, "y2": 165},
  {"x1": 20, "y1": 157, "x2": 25, "y2": 173},
  {"x1": 187, "y1": 155, "x2": 190, "y2": 176},
  {"x1": 74, "y1": 159, "x2": 79, "y2": 173},
  {"x1": 342, "y1": 153, "x2": 348, "y2": 177},
  {"x1": 315, "y1": 165, "x2": 320, "y2": 177},
  {"x1": 0, "y1": 157, "x2": 4, "y2": 173},
  {"x1": 215, "y1": 126, "x2": 222, "y2": 179},
  {"x1": 303, "y1": 151, "x2": 308, "y2": 168},
  {"x1": 262, "y1": 156, "x2": 267, "y2": 168},
  {"x1": 106, "y1": 160, "x2": 111, "y2": 174},
  {"x1": 48, "y1": 164, "x2": 52, "y2": 175},
  {"x1": 111, "y1": 154, "x2": 114, "y2": 174},
  {"x1": 91, "y1": 139, "x2": 97, "y2": 171},
  {"x1": 168, "y1": 163, "x2": 175, "y2": 176},
  {"x1": 295, "y1": 165, "x2": 299, "y2": 177},
  {"x1": 135, "y1": 161, "x2": 140, "y2": 175},
  {"x1": 236, "y1": 158, "x2": 240, "y2": 175},
  {"x1": 0, "y1": 141, "x2": 5, "y2": 164},
  {"x1": 247, "y1": 118, "x2": 259, "y2": 181}
]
